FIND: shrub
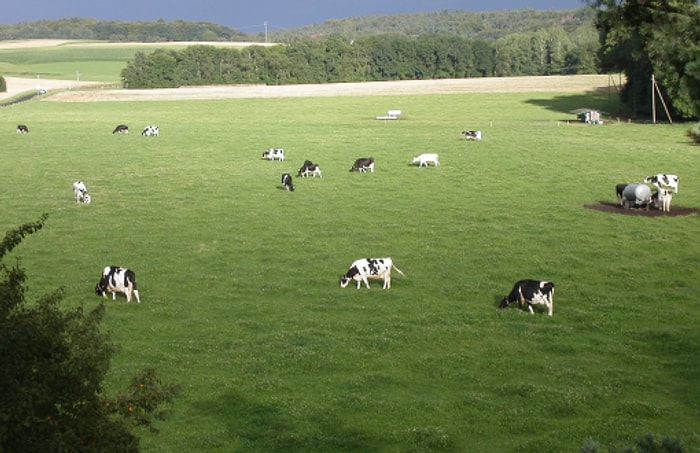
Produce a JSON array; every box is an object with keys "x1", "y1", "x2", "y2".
[{"x1": 688, "y1": 122, "x2": 700, "y2": 143}]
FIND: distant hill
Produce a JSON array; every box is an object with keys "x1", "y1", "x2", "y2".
[{"x1": 0, "y1": 8, "x2": 595, "y2": 43}]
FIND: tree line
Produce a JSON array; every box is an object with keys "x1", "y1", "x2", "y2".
[{"x1": 120, "y1": 30, "x2": 598, "y2": 89}]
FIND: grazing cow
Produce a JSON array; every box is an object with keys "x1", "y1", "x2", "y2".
[
  {"x1": 653, "y1": 188, "x2": 673, "y2": 212},
  {"x1": 499, "y1": 279, "x2": 555, "y2": 316},
  {"x1": 141, "y1": 125, "x2": 159, "y2": 136},
  {"x1": 621, "y1": 183, "x2": 652, "y2": 209},
  {"x1": 339, "y1": 257, "x2": 405, "y2": 289},
  {"x1": 461, "y1": 130, "x2": 482, "y2": 140},
  {"x1": 95, "y1": 266, "x2": 141, "y2": 303},
  {"x1": 616, "y1": 183, "x2": 630, "y2": 206},
  {"x1": 72, "y1": 180, "x2": 91, "y2": 204},
  {"x1": 16, "y1": 125, "x2": 29, "y2": 134},
  {"x1": 262, "y1": 148, "x2": 285, "y2": 161},
  {"x1": 281, "y1": 173, "x2": 295, "y2": 191},
  {"x1": 297, "y1": 160, "x2": 322, "y2": 178},
  {"x1": 412, "y1": 153, "x2": 440, "y2": 168},
  {"x1": 112, "y1": 124, "x2": 129, "y2": 134},
  {"x1": 644, "y1": 174, "x2": 679, "y2": 193},
  {"x1": 350, "y1": 157, "x2": 375, "y2": 173}
]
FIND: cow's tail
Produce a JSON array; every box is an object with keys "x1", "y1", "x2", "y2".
[{"x1": 392, "y1": 264, "x2": 405, "y2": 277}]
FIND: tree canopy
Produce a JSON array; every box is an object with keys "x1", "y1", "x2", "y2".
[{"x1": 591, "y1": 0, "x2": 700, "y2": 119}]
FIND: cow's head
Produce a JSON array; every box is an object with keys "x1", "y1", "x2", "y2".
[
  {"x1": 498, "y1": 297, "x2": 510, "y2": 308},
  {"x1": 339, "y1": 276, "x2": 351, "y2": 288},
  {"x1": 95, "y1": 282, "x2": 107, "y2": 298}
]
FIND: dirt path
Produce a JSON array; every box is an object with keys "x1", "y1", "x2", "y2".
[{"x1": 37, "y1": 74, "x2": 612, "y2": 102}]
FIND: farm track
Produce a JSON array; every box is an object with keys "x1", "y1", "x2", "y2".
[{"x1": 4, "y1": 74, "x2": 615, "y2": 103}]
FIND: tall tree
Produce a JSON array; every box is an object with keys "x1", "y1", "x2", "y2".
[
  {"x1": 591, "y1": 0, "x2": 700, "y2": 119},
  {"x1": 0, "y1": 215, "x2": 179, "y2": 452}
]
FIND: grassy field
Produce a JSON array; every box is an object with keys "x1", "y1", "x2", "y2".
[{"x1": 2, "y1": 76, "x2": 700, "y2": 451}]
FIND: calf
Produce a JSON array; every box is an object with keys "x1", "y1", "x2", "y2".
[
  {"x1": 16, "y1": 124, "x2": 29, "y2": 134},
  {"x1": 262, "y1": 148, "x2": 285, "y2": 161},
  {"x1": 339, "y1": 257, "x2": 405, "y2": 289},
  {"x1": 644, "y1": 174, "x2": 679, "y2": 193},
  {"x1": 297, "y1": 160, "x2": 322, "y2": 178},
  {"x1": 412, "y1": 153, "x2": 439, "y2": 168},
  {"x1": 281, "y1": 173, "x2": 295, "y2": 191},
  {"x1": 621, "y1": 183, "x2": 652, "y2": 209},
  {"x1": 141, "y1": 125, "x2": 159, "y2": 136},
  {"x1": 95, "y1": 266, "x2": 141, "y2": 303},
  {"x1": 653, "y1": 188, "x2": 672, "y2": 212},
  {"x1": 350, "y1": 157, "x2": 375, "y2": 173},
  {"x1": 112, "y1": 124, "x2": 129, "y2": 134},
  {"x1": 461, "y1": 130, "x2": 482, "y2": 140},
  {"x1": 72, "y1": 180, "x2": 91, "y2": 204},
  {"x1": 499, "y1": 279, "x2": 555, "y2": 316}
]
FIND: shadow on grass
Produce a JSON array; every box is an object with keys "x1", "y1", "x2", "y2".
[{"x1": 524, "y1": 87, "x2": 620, "y2": 119}]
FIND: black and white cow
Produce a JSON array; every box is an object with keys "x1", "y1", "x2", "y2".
[
  {"x1": 350, "y1": 157, "x2": 375, "y2": 173},
  {"x1": 142, "y1": 125, "x2": 159, "y2": 136},
  {"x1": 644, "y1": 174, "x2": 679, "y2": 193},
  {"x1": 72, "y1": 180, "x2": 91, "y2": 204},
  {"x1": 461, "y1": 130, "x2": 482, "y2": 140},
  {"x1": 112, "y1": 124, "x2": 129, "y2": 134},
  {"x1": 499, "y1": 279, "x2": 554, "y2": 316},
  {"x1": 653, "y1": 188, "x2": 673, "y2": 212},
  {"x1": 616, "y1": 183, "x2": 630, "y2": 206},
  {"x1": 16, "y1": 124, "x2": 29, "y2": 134},
  {"x1": 339, "y1": 257, "x2": 405, "y2": 289},
  {"x1": 297, "y1": 160, "x2": 322, "y2": 178},
  {"x1": 281, "y1": 173, "x2": 295, "y2": 191},
  {"x1": 95, "y1": 266, "x2": 141, "y2": 303},
  {"x1": 262, "y1": 148, "x2": 285, "y2": 161}
]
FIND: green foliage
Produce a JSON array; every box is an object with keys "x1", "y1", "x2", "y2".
[
  {"x1": 688, "y1": 122, "x2": 700, "y2": 143},
  {"x1": 0, "y1": 216, "x2": 179, "y2": 452},
  {"x1": 592, "y1": 0, "x2": 700, "y2": 120},
  {"x1": 0, "y1": 75, "x2": 6, "y2": 92}
]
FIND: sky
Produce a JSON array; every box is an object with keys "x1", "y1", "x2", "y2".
[{"x1": 2, "y1": 1, "x2": 586, "y2": 32}]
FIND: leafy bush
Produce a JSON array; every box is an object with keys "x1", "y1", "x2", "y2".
[{"x1": 688, "y1": 122, "x2": 700, "y2": 143}]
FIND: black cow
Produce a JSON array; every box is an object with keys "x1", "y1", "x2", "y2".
[
  {"x1": 112, "y1": 124, "x2": 129, "y2": 134},
  {"x1": 281, "y1": 173, "x2": 295, "y2": 191},
  {"x1": 350, "y1": 157, "x2": 375, "y2": 173},
  {"x1": 16, "y1": 125, "x2": 29, "y2": 134},
  {"x1": 499, "y1": 279, "x2": 555, "y2": 316},
  {"x1": 616, "y1": 183, "x2": 629, "y2": 206},
  {"x1": 297, "y1": 160, "x2": 322, "y2": 178}
]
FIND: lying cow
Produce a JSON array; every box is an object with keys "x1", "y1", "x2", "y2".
[
  {"x1": 350, "y1": 157, "x2": 375, "y2": 173},
  {"x1": 412, "y1": 153, "x2": 439, "y2": 168},
  {"x1": 95, "y1": 266, "x2": 141, "y2": 303},
  {"x1": 263, "y1": 148, "x2": 285, "y2": 161},
  {"x1": 461, "y1": 130, "x2": 482, "y2": 140},
  {"x1": 644, "y1": 174, "x2": 679, "y2": 193},
  {"x1": 72, "y1": 180, "x2": 91, "y2": 204},
  {"x1": 142, "y1": 125, "x2": 159, "y2": 136},
  {"x1": 281, "y1": 173, "x2": 295, "y2": 191},
  {"x1": 653, "y1": 188, "x2": 672, "y2": 212},
  {"x1": 339, "y1": 257, "x2": 405, "y2": 289},
  {"x1": 16, "y1": 124, "x2": 29, "y2": 134},
  {"x1": 620, "y1": 183, "x2": 652, "y2": 209},
  {"x1": 499, "y1": 279, "x2": 555, "y2": 316},
  {"x1": 112, "y1": 124, "x2": 129, "y2": 134},
  {"x1": 297, "y1": 160, "x2": 322, "y2": 178}
]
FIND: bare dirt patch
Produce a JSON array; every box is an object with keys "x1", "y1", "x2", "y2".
[{"x1": 585, "y1": 202, "x2": 699, "y2": 217}]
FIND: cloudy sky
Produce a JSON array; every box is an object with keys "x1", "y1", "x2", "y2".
[{"x1": 2, "y1": 0, "x2": 587, "y2": 31}]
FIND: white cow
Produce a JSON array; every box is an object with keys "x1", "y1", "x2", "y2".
[
  {"x1": 95, "y1": 266, "x2": 141, "y2": 303},
  {"x1": 72, "y1": 180, "x2": 91, "y2": 204},
  {"x1": 654, "y1": 188, "x2": 673, "y2": 212},
  {"x1": 644, "y1": 174, "x2": 679, "y2": 193},
  {"x1": 339, "y1": 257, "x2": 405, "y2": 289},
  {"x1": 263, "y1": 148, "x2": 285, "y2": 161},
  {"x1": 412, "y1": 153, "x2": 439, "y2": 168}
]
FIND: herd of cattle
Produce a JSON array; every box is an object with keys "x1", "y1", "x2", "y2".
[
  {"x1": 15, "y1": 120, "x2": 680, "y2": 315},
  {"x1": 616, "y1": 173, "x2": 680, "y2": 211}
]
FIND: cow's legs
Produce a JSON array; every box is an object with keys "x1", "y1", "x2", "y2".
[
  {"x1": 383, "y1": 276, "x2": 391, "y2": 289},
  {"x1": 528, "y1": 304, "x2": 535, "y2": 315},
  {"x1": 133, "y1": 290, "x2": 141, "y2": 303}
]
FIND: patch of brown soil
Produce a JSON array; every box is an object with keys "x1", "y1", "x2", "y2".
[{"x1": 585, "y1": 202, "x2": 699, "y2": 217}]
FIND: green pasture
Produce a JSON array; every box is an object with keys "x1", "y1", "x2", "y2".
[{"x1": 1, "y1": 88, "x2": 699, "y2": 452}]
